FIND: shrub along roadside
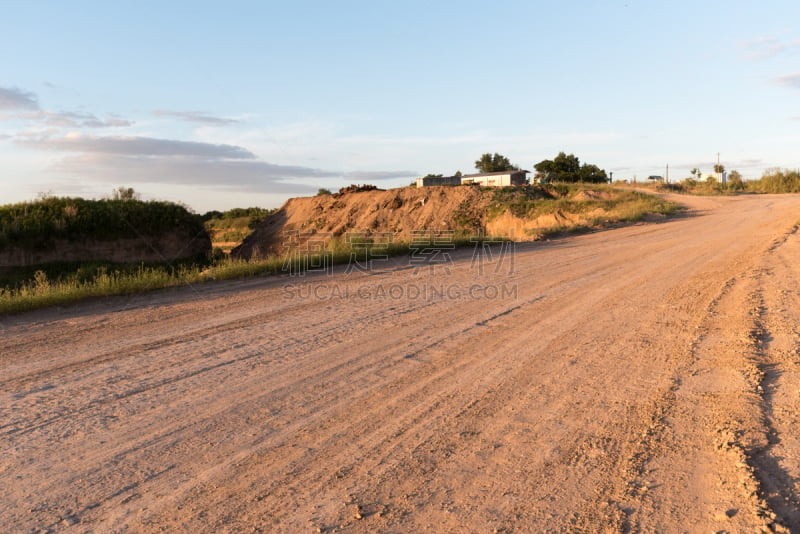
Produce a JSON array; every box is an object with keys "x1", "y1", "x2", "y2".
[
  {"x1": 0, "y1": 245, "x2": 405, "y2": 314},
  {"x1": 202, "y1": 207, "x2": 276, "y2": 251},
  {"x1": 653, "y1": 169, "x2": 800, "y2": 195},
  {"x1": 0, "y1": 196, "x2": 206, "y2": 249},
  {"x1": 486, "y1": 184, "x2": 680, "y2": 231},
  {"x1": 747, "y1": 169, "x2": 800, "y2": 193}
]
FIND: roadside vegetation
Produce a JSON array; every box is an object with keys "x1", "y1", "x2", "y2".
[
  {"x1": 648, "y1": 169, "x2": 800, "y2": 195},
  {"x1": 747, "y1": 169, "x2": 800, "y2": 193},
  {"x1": 202, "y1": 207, "x2": 275, "y2": 254},
  {"x1": 0, "y1": 195, "x2": 205, "y2": 249},
  {"x1": 0, "y1": 241, "x2": 412, "y2": 314},
  {"x1": 486, "y1": 183, "x2": 680, "y2": 237}
]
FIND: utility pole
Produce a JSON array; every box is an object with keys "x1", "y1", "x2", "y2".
[
  {"x1": 717, "y1": 152, "x2": 721, "y2": 182},
  {"x1": 666, "y1": 164, "x2": 669, "y2": 183}
]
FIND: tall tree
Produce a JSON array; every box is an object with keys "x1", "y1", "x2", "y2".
[
  {"x1": 474, "y1": 153, "x2": 518, "y2": 173},
  {"x1": 578, "y1": 163, "x2": 607, "y2": 183},
  {"x1": 534, "y1": 152, "x2": 607, "y2": 183},
  {"x1": 112, "y1": 186, "x2": 140, "y2": 201}
]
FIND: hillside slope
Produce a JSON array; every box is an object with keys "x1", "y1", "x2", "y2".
[{"x1": 233, "y1": 185, "x2": 675, "y2": 259}]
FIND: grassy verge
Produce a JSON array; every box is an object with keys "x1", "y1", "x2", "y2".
[
  {"x1": 202, "y1": 207, "x2": 276, "y2": 253},
  {"x1": 0, "y1": 237, "x2": 499, "y2": 315},
  {"x1": 487, "y1": 184, "x2": 681, "y2": 238},
  {"x1": 0, "y1": 266, "x2": 199, "y2": 314}
]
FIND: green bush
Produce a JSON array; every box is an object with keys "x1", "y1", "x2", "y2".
[
  {"x1": 748, "y1": 169, "x2": 800, "y2": 193},
  {"x1": 202, "y1": 207, "x2": 276, "y2": 247},
  {"x1": 0, "y1": 197, "x2": 206, "y2": 249}
]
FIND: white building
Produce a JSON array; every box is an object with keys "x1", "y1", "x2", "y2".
[{"x1": 460, "y1": 170, "x2": 530, "y2": 187}]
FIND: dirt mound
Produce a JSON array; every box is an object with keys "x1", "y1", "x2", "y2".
[
  {"x1": 485, "y1": 208, "x2": 580, "y2": 239},
  {"x1": 232, "y1": 185, "x2": 665, "y2": 259},
  {"x1": 233, "y1": 186, "x2": 492, "y2": 259}
]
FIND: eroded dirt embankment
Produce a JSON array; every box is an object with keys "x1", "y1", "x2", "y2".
[
  {"x1": 232, "y1": 185, "x2": 636, "y2": 259},
  {"x1": 0, "y1": 230, "x2": 210, "y2": 268}
]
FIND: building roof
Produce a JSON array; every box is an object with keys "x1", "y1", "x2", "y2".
[{"x1": 461, "y1": 169, "x2": 530, "y2": 178}]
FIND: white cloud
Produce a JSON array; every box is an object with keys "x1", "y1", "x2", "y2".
[
  {"x1": 14, "y1": 129, "x2": 416, "y2": 195},
  {"x1": 0, "y1": 86, "x2": 133, "y2": 129},
  {"x1": 51, "y1": 153, "x2": 329, "y2": 194},
  {"x1": 774, "y1": 72, "x2": 800, "y2": 89},
  {"x1": 342, "y1": 170, "x2": 417, "y2": 181},
  {"x1": 13, "y1": 110, "x2": 133, "y2": 128},
  {"x1": 740, "y1": 37, "x2": 789, "y2": 61},
  {"x1": 17, "y1": 132, "x2": 256, "y2": 159},
  {"x1": 153, "y1": 109, "x2": 239, "y2": 125},
  {"x1": 0, "y1": 87, "x2": 39, "y2": 111}
]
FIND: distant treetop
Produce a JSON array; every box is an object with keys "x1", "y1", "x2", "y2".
[
  {"x1": 474, "y1": 153, "x2": 519, "y2": 174},
  {"x1": 534, "y1": 152, "x2": 608, "y2": 183}
]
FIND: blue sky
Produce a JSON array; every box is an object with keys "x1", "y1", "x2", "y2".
[{"x1": 2, "y1": 1, "x2": 799, "y2": 212}]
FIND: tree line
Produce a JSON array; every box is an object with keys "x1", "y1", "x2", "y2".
[{"x1": 445, "y1": 151, "x2": 610, "y2": 184}]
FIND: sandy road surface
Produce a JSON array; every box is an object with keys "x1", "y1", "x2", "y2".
[{"x1": 2, "y1": 193, "x2": 800, "y2": 533}]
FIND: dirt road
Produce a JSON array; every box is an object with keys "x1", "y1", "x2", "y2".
[{"x1": 2, "y1": 193, "x2": 800, "y2": 533}]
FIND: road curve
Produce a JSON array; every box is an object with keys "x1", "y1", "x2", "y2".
[{"x1": 2, "y1": 193, "x2": 800, "y2": 533}]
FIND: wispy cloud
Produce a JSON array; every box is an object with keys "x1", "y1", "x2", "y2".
[
  {"x1": 31, "y1": 134, "x2": 416, "y2": 194},
  {"x1": 14, "y1": 110, "x2": 133, "y2": 128},
  {"x1": 18, "y1": 132, "x2": 256, "y2": 159},
  {"x1": 2, "y1": 87, "x2": 417, "y2": 195},
  {"x1": 740, "y1": 37, "x2": 789, "y2": 61},
  {"x1": 774, "y1": 72, "x2": 800, "y2": 89},
  {"x1": 0, "y1": 87, "x2": 39, "y2": 111},
  {"x1": 342, "y1": 170, "x2": 417, "y2": 181},
  {"x1": 51, "y1": 153, "x2": 329, "y2": 194},
  {"x1": 0, "y1": 86, "x2": 132, "y2": 128},
  {"x1": 736, "y1": 158, "x2": 766, "y2": 168},
  {"x1": 153, "y1": 109, "x2": 238, "y2": 125}
]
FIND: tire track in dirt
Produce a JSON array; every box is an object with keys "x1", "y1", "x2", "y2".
[
  {"x1": 745, "y1": 226, "x2": 800, "y2": 531},
  {"x1": 3, "y1": 194, "x2": 800, "y2": 532},
  {"x1": 627, "y1": 220, "x2": 800, "y2": 533},
  {"x1": 144, "y1": 224, "x2": 756, "y2": 532},
  {"x1": 108, "y1": 261, "x2": 643, "y2": 531}
]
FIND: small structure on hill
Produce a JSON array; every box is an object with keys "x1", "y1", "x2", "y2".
[
  {"x1": 416, "y1": 170, "x2": 530, "y2": 188},
  {"x1": 460, "y1": 170, "x2": 530, "y2": 187},
  {"x1": 415, "y1": 175, "x2": 463, "y2": 187}
]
